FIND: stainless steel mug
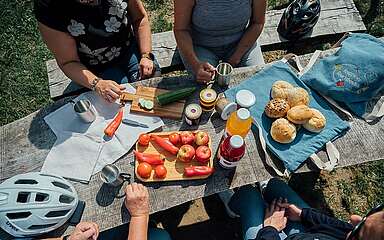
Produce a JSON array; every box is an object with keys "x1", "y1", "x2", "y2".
[
  {"x1": 70, "y1": 99, "x2": 96, "y2": 123},
  {"x1": 100, "y1": 164, "x2": 131, "y2": 198},
  {"x1": 216, "y1": 62, "x2": 233, "y2": 87},
  {"x1": 100, "y1": 164, "x2": 131, "y2": 187}
]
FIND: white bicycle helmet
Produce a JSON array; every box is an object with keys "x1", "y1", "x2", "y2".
[{"x1": 0, "y1": 172, "x2": 78, "y2": 237}]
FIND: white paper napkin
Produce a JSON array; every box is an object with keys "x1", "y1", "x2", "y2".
[{"x1": 41, "y1": 84, "x2": 164, "y2": 182}]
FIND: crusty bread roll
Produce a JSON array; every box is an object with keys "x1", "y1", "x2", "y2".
[
  {"x1": 303, "y1": 109, "x2": 326, "y2": 133},
  {"x1": 287, "y1": 87, "x2": 310, "y2": 107},
  {"x1": 264, "y1": 98, "x2": 290, "y2": 118},
  {"x1": 270, "y1": 118, "x2": 297, "y2": 144},
  {"x1": 287, "y1": 105, "x2": 313, "y2": 124},
  {"x1": 271, "y1": 80, "x2": 294, "y2": 99}
]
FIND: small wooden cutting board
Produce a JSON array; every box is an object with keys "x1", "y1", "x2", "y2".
[{"x1": 121, "y1": 86, "x2": 185, "y2": 120}]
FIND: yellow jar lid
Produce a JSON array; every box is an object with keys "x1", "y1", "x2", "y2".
[{"x1": 200, "y1": 88, "x2": 217, "y2": 104}]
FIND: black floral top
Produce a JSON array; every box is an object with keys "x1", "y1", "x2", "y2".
[{"x1": 34, "y1": 0, "x2": 133, "y2": 71}]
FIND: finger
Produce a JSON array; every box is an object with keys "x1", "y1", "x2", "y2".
[
  {"x1": 82, "y1": 227, "x2": 96, "y2": 239},
  {"x1": 92, "y1": 223, "x2": 100, "y2": 238},
  {"x1": 110, "y1": 84, "x2": 123, "y2": 95},
  {"x1": 276, "y1": 198, "x2": 283, "y2": 211},
  {"x1": 131, "y1": 182, "x2": 139, "y2": 192},
  {"x1": 139, "y1": 65, "x2": 144, "y2": 80},
  {"x1": 118, "y1": 85, "x2": 126, "y2": 90},
  {"x1": 107, "y1": 90, "x2": 119, "y2": 100},
  {"x1": 125, "y1": 184, "x2": 133, "y2": 196},
  {"x1": 202, "y1": 62, "x2": 215, "y2": 71}
]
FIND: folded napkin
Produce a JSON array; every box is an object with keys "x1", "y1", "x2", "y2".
[{"x1": 42, "y1": 84, "x2": 164, "y2": 182}]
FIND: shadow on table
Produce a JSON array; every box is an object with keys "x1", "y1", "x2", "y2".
[{"x1": 96, "y1": 183, "x2": 126, "y2": 207}]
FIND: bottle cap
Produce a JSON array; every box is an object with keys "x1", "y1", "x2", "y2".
[
  {"x1": 237, "y1": 108, "x2": 250, "y2": 121},
  {"x1": 236, "y1": 90, "x2": 256, "y2": 108},
  {"x1": 185, "y1": 103, "x2": 202, "y2": 120},
  {"x1": 221, "y1": 102, "x2": 237, "y2": 120},
  {"x1": 200, "y1": 88, "x2": 217, "y2": 104},
  {"x1": 230, "y1": 135, "x2": 244, "y2": 148}
]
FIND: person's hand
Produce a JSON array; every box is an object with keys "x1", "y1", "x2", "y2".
[
  {"x1": 192, "y1": 62, "x2": 215, "y2": 84},
  {"x1": 264, "y1": 198, "x2": 287, "y2": 232},
  {"x1": 95, "y1": 79, "x2": 126, "y2": 103},
  {"x1": 278, "y1": 199, "x2": 303, "y2": 222},
  {"x1": 124, "y1": 183, "x2": 149, "y2": 218},
  {"x1": 139, "y1": 58, "x2": 154, "y2": 79},
  {"x1": 68, "y1": 222, "x2": 99, "y2": 240}
]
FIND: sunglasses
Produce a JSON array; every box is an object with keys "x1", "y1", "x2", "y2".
[{"x1": 347, "y1": 203, "x2": 384, "y2": 240}]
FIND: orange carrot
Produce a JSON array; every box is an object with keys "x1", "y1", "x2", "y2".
[{"x1": 104, "y1": 108, "x2": 123, "y2": 137}]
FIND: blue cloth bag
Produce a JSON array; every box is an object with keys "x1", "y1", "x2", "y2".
[
  {"x1": 300, "y1": 33, "x2": 384, "y2": 121},
  {"x1": 225, "y1": 61, "x2": 350, "y2": 172}
]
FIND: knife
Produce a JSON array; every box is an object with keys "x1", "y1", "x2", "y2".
[{"x1": 122, "y1": 119, "x2": 149, "y2": 128}]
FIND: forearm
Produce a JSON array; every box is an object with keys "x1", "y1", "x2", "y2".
[
  {"x1": 128, "y1": 215, "x2": 149, "y2": 240},
  {"x1": 301, "y1": 208, "x2": 353, "y2": 230},
  {"x1": 229, "y1": 23, "x2": 264, "y2": 65},
  {"x1": 59, "y1": 61, "x2": 98, "y2": 89},
  {"x1": 133, "y1": 16, "x2": 152, "y2": 55},
  {"x1": 174, "y1": 30, "x2": 199, "y2": 71}
]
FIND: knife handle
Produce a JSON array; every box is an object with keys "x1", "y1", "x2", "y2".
[{"x1": 120, "y1": 92, "x2": 135, "y2": 102}]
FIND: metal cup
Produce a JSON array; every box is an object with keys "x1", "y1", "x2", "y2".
[
  {"x1": 70, "y1": 99, "x2": 96, "y2": 123},
  {"x1": 100, "y1": 164, "x2": 131, "y2": 187},
  {"x1": 215, "y1": 62, "x2": 233, "y2": 87}
]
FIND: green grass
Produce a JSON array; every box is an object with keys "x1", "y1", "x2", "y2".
[{"x1": 0, "y1": 0, "x2": 53, "y2": 125}]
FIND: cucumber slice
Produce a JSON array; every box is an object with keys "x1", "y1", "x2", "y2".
[
  {"x1": 144, "y1": 100, "x2": 154, "y2": 110},
  {"x1": 138, "y1": 98, "x2": 146, "y2": 108}
]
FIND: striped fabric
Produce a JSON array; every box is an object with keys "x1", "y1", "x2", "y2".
[{"x1": 191, "y1": 0, "x2": 252, "y2": 47}]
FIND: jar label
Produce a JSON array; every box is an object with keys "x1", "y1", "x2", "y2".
[{"x1": 219, "y1": 157, "x2": 238, "y2": 169}]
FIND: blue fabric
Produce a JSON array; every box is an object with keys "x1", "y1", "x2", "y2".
[
  {"x1": 229, "y1": 179, "x2": 309, "y2": 240},
  {"x1": 225, "y1": 62, "x2": 350, "y2": 172},
  {"x1": 300, "y1": 33, "x2": 384, "y2": 117}
]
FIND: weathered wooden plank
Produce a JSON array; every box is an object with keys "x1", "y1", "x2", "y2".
[
  {"x1": 1, "y1": 48, "x2": 384, "y2": 239},
  {"x1": 47, "y1": 0, "x2": 366, "y2": 99}
]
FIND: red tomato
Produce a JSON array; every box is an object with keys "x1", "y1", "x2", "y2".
[
  {"x1": 154, "y1": 165, "x2": 167, "y2": 179},
  {"x1": 137, "y1": 162, "x2": 152, "y2": 178},
  {"x1": 169, "y1": 133, "x2": 181, "y2": 145},
  {"x1": 138, "y1": 134, "x2": 150, "y2": 146}
]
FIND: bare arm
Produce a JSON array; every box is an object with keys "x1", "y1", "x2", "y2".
[
  {"x1": 173, "y1": 0, "x2": 199, "y2": 71},
  {"x1": 125, "y1": 183, "x2": 150, "y2": 240},
  {"x1": 127, "y1": 0, "x2": 154, "y2": 78},
  {"x1": 228, "y1": 0, "x2": 267, "y2": 66},
  {"x1": 128, "y1": 216, "x2": 149, "y2": 240},
  {"x1": 38, "y1": 23, "x2": 125, "y2": 102},
  {"x1": 173, "y1": 0, "x2": 215, "y2": 83},
  {"x1": 38, "y1": 22, "x2": 96, "y2": 89}
]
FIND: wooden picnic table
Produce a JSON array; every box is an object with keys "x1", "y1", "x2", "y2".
[{"x1": 1, "y1": 50, "x2": 384, "y2": 239}]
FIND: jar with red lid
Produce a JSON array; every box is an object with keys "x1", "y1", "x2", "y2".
[{"x1": 218, "y1": 135, "x2": 245, "y2": 169}]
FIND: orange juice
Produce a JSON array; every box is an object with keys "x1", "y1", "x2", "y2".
[{"x1": 225, "y1": 108, "x2": 252, "y2": 138}]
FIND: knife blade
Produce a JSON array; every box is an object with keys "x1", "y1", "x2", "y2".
[{"x1": 122, "y1": 119, "x2": 149, "y2": 128}]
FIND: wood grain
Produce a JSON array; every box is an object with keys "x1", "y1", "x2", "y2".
[
  {"x1": 128, "y1": 86, "x2": 185, "y2": 120},
  {"x1": 1, "y1": 49, "x2": 384, "y2": 239},
  {"x1": 46, "y1": 0, "x2": 366, "y2": 99},
  {"x1": 135, "y1": 131, "x2": 214, "y2": 182}
]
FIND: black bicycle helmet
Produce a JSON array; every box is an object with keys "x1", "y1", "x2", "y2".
[{"x1": 277, "y1": 0, "x2": 321, "y2": 40}]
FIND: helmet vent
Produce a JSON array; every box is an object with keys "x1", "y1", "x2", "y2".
[
  {"x1": 6, "y1": 211, "x2": 32, "y2": 219},
  {"x1": 45, "y1": 210, "x2": 70, "y2": 218},
  {"x1": 28, "y1": 223, "x2": 56, "y2": 230},
  {"x1": 15, "y1": 179, "x2": 38, "y2": 185},
  {"x1": 35, "y1": 193, "x2": 49, "y2": 202},
  {"x1": 17, "y1": 192, "x2": 31, "y2": 203},
  {"x1": 59, "y1": 195, "x2": 75, "y2": 204},
  {"x1": 52, "y1": 181, "x2": 72, "y2": 192}
]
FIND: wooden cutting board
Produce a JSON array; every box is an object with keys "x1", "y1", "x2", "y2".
[
  {"x1": 120, "y1": 86, "x2": 185, "y2": 119},
  {"x1": 135, "y1": 131, "x2": 214, "y2": 182}
]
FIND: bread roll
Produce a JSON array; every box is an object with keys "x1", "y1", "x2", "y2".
[
  {"x1": 271, "y1": 80, "x2": 294, "y2": 99},
  {"x1": 287, "y1": 87, "x2": 310, "y2": 107},
  {"x1": 287, "y1": 105, "x2": 313, "y2": 124},
  {"x1": 270, "y1": 118, "x2": 297, "y2": 144},
  {"x1": 303, "y1": 109, "x2": 326, "y2": 133},
  {"x1": 264, "y1": 98, "x2": 290, "y2": 118}
]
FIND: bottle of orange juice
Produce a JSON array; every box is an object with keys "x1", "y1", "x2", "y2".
[{"x1": 225, "y1": 108, "x2": 252, "y2": 138}]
